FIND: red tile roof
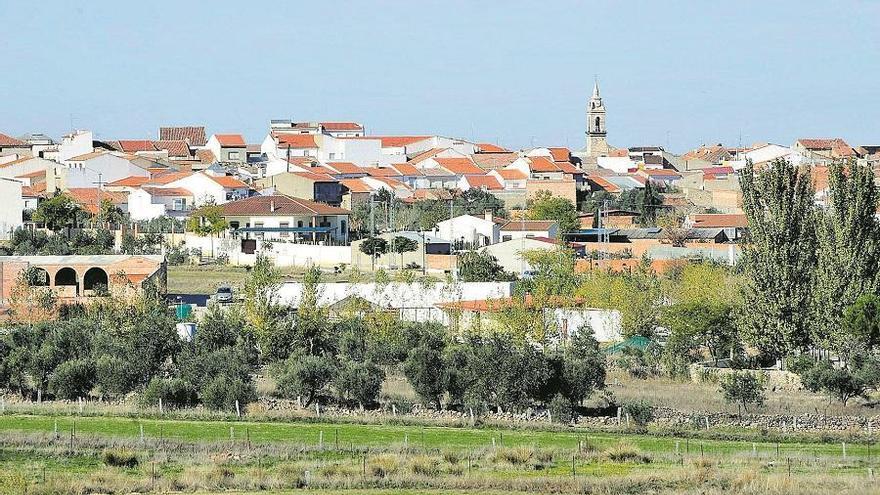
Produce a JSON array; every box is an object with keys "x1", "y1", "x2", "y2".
[
  {"x1": 370, "y1": 136, "x2": 431, "y2": 148},
  {"x1": 340, "y1": 178, "x2": 372, "y2": 193},
  {"x1": 214, "y1": 134, "x2": 246, "y2": 147},
  {"x1": 608, "y1": 149, "x2": 629, "y2": 157},
  {"x1": 107, "y1": 176, "x2": 151, "y2": 187},
  {"x1": 142, "y1": 186, "x2": 193, "y2": 197},
  {"x1": 67, "y1": 188, "x2": 128, "y2": 214},
  {"x1": 152, "y1": 140, "x2": 191, "y2": 158},
  {"x1": 477, "y1": 143, "x2": 510, "y2": 153},
  {"x1": 219, "y1": 194, "x2": 350, "y2": 216},
  {"x1": 15, "y1": 170, "x2": 45, "y2": 179},
  {"x1": 275, "y1": 134, "x2": 319, "y2": 148},
  {"x1": 148, "y1": 171, "x2": 193, "y2": 185},
  {"x1": 409, "y1": 147, "x2": 447, "y2": 164},
  {"x1": 361, "y1": 167, "x2": 400, "y2": 178},
  {"x1": 500, "y1": 220, "x2": 557, "y2": 231},
  {"x1": 692, "y1": 214, "x2": 748, "y2": 228},
  {"x1": 434, "y1": 157, "x2": 483, "y2": 175},
  {"x1": 159, "y1": 126, "x2": 207, "y2": 146},
  {"x1": 527, "y1": 156, "x2": 561, "y2": 173},
  {"x1": 320, "y1": 122, "x2": 363, "y2": 131},
  {"x1": 325, "y1": 162, "x2": 364, "y2": 175},
  {"x1": 68, "y1": 151, "x2": 106, "y2": 161},
  {"x1": 797, "y1": 138, "x2": 854, "y2": 156},
  {"x1": 116, "y1": 140, "x2": 157, "y2": 153},
  {"x1": 464, "y1": 175, "x2": 503, "y2": 190},
  {"x1": 555, "y1": 161, "x2": 580, "y2": 174},
  {"x1": 390, "y1": 163, "x2": 423, "y2": 176},
  {"x1": 196, "y1": 149, "x2": 216, "y2": 164},
  {"x1": 292, "y1": 172, "x2": 336, "y2": 182},
  {"x1": 496, "y1": 169, "x2": 528, "y2": 180},
  {"x1": 586, "y1": 175, "x2": 621, "y2": 193},
  {"x1": 547, "y1": 147, "x2": 571, "y2": 162},
  {"x1": 0, "y1": 133, "x2": 26, "y2": 146},
  {"x1": 211, "y1": 175, "x2": 249, "y2": 189}
]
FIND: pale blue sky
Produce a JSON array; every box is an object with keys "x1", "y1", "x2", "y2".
[{"x1": 2, "y1": 1, "x2": 878, "y2": 152}]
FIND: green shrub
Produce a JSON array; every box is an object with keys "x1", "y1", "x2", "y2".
[
  {"x1": 603, "y1": 442, "x2": 651, "y2": 463},
  {"x1": 623, "y1": 400, "x2": 654, "y2": 431},
  {"x1": 142, "y1": 377, "x2": 198, "y2": 409},
  {"x1": 102, "y1": 449, "x2": 139, "y2": 468},
  {"x1": 408, "y1": 455, "x2": 440, "y2": 476},
  {"x1": 368, "y1": 454, "x2": 399, "y2": 478},
  {"x1": 548, "y1": 393, "x2": 574, "y2": 424},
  {"x1": 201, "y1": 376, "x2": 257, "y2": 411},
  {"x1": 48, "y1": 359, "x2": 96, "y2": 400}
]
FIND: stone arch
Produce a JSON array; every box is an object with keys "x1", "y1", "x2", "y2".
[
  {"x1": 30, "y1": 267, "x2": 50, "y2": 286},
  {"x1": 83, "y1": 267, "x2": 109, "y2": 292},
  {"x1": 54, "y1": 267, "x2": 78, "y2": 294}
]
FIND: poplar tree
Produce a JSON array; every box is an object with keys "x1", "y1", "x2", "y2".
[
  {"x1": 738, "y1": 159, "x2": 817, "y2": 359},
  {"x1": 812, "y1": 161, "x2": 880, "y2": 352}
]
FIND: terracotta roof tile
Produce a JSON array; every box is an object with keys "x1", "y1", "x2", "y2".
[
  {"x1": 476, "y1": 143, "x2": 510, "y2": 153},
  {"x1": 0, "y1": 133, "x2": 27, "y2": 146},
  {"x1": 390, "y1": 163, "x2": 423, "y2": 176},
  {"x1": 152, "y1": 140, "x2": 191, "y2": 158},
  {"x1": 692, "y1": 214, "x2": 748, "y2": 228},
  {"x1": 361, "y1": 167, "x2": 400, "y2": 178},
  {"x1": 67, "y1": 188, "x2": 128, "y2": 214},
  {"x1": 142, "y1": 186, "x2": 193, "y2": 197},
  {"x1": 325, "y1": 162, "x2": 364, "y2": 175},
  {"x1": 527, "y1": 156, "x2": 561, "y2": 173},
  {"x1": 147, "y1": 171, "x2": 193, "y2": 185},
  {"x1": 473, "y1": 153, "x2": 519, "y2": 169},
  {"x1": 320, "y1": 122, "x2": 363, "y2": 131},
  {"x1": 500, "y1": 220, "x2": 557, "y2": 231},
  {"x1": 434, "y1": 157, "x2": 483, "y2": 175},
  {"x1": 464, "y1": 175, "x2": 503, "y2": 190},
  {"x1": 292, "y1": 172, "x2": 336, "y2": 182},
  {"x1": 196, "y1": 149, "x2": 216, "y2": 164},
  {"x1": 219, "y1": 194, "x2": 349, "y2": 216},
  {"x1": 159, "y1": 126, "x2": 207, "y2": 146},
  {"x1": 340, "y1": 178, "x2": 372, "y2": 193},
  {"x1": 211, "y1": 175, "x2": 249, "y2": 189},
  {"x1": 275, "y1": 134, "x2": 318, "y2": 148},
  {"x1": 116, "y1": 140, "x2": 157, "y2": 153},
  {"x1": 497, "y1": 169, "x2": 528, "y2": 180},
  {"x1": 214, "y1": 134, "x2": 246, "y2": 147},
  {"x1": 107, "y1": 176, "x2": 151, "y2": 187},
  {"x1": 547, "y1": 147, "x2": 571, "y2": 162},
  {"x1": 409, "y1": 147, "x2": 447, "y2": 164}
]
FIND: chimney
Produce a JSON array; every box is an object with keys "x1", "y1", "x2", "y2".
[
  {"x1": 484, "y1": 210, "x2": 493, "y2": 222},
  {"x1": 270, "y1": 199, "x2": 275, "y2": 212}
]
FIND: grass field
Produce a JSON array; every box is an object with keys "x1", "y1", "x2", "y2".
[
  {"x1": 166, "y1": 265, "x2": 354, "y2": 295},
  {"x1": 1, "y1": 413, "x2": 879, "y2": 494}
]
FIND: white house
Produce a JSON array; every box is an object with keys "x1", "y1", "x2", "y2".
[
  {"x1": 499, "y1": 220, "x2": 559, "y2": 241},
  {"x1": 60, "y1": 151, "x2": 151, "y2": 190},
  {"x1": 597, "y1": 156, "x2": 638, "y2": 174},
  {"x1": 58, "y1": 130, "x2": 93, "y2": 163},
  {"x1": 0, "y1": 156, "x2": 54, "y2": 180},
  {"x1": 480, "y1": 236, "x2": 561, "y2": 275},
  {"x1": 436, "y1": 212, "x2": 504, "y2": 247},
  {"x1": 206, "y1": 134, "x2": 247, "y2": 163},
  {"x1": 0, "y1": 178, "x2": 24, "y2": 238},
  {"x1": 218, "y1": 194, "x2": 351, "y2": 243},
  {"x1": 161, "y1": 172, "x2": 249, "y2": 206},
  {"x1": 127, "y1": 187, "x2": 194, "y2": 220}
]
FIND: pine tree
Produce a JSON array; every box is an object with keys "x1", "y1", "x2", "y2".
[
  {"x1": 738, "y1": 159, "x2": 817, "y2": 359},
  {"x1": 812, "y1": 161, "x2": 880, "y2": 352}
]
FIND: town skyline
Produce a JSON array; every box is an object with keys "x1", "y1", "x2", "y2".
[{"x1": 2, "y1": 1, "x2": 878, "y2": 152}]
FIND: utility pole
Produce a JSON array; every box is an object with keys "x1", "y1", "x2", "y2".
[{"x1": 92, "y1": 172, "x2": 105, "y2": 228}]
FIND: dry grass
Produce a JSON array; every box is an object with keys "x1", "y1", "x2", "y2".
[{"x1": 602, "y1": 368, "x2": 877, "y2": 417}]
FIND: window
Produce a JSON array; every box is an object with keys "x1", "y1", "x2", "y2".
[
  {"x1": 340, "y1": 220, "x2": 347, "y2": 234},
  {"x1": 329, "y1": 153, "x2": 336, "y2": 159},
  {"x1": 173, "y1": 198, "x2": 187, "y2": 210},
  {"x1": 279, "y1": 222, "x2": 289, "y2": 237},
  {"x1": 228, "y1": 151, "x2": 240, "y2": 160},
  {"x1": 297, "y1": 220, "x2": 303, "y2": 228},
  {"x1": 502, "y1": 235, "x2": 512, "y2": 242},
  {"x1": 254, "y1": 222, "x2": 264, "y2": 239}
]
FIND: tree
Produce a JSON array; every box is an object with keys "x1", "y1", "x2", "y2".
[
  {"x1": 97, "y1": 198, "x2": 125, "y2": 228},
  {"x1": 527, "y1": 190, "x2": 579, "y2": 233},
  {"x1": 738, "y1": 159, "x2": 817, "y2": 359},
  {"x1": 837, "y1": 294, "x2": 880, "y2": 361},
  {"x1": 453, "y1": 188, "x2": 506, "y2": 217},
  {"x1": 719, "y1": 372, "x2": 765, "y2": 413},
  {"x1": 359, "y1": 237, "x2": 388, "y2": 271},
  {"x1": 389, "y1": 236, "x2": 418, "y2": 270},
  {"x1": 662, "y1": 300, "x2": 736, "y2": 366},
  {"x1": 457, "y1": 251, "x2": 516, "y2": 282},
  {"x1": 32, "y1": 193, "x2": 83, "y2": 233},
  {"x1": 48, "y1": 358, "x2": 96, "y2": 400},
  {"x1": 335, "y1": 360, "x2": 385, "y2": 409},
  {"x1": 791, "y1": 357, "x2": 876, "y2": 406},
  {"x1": 404, "y1": 343, "x2": 447, "y2": 409},
  {"x1": 186, "y1": 203, "x2": 228, "y2": 257},
  {"x1": 243, "y1": 254, "x2": 281, "y2": 351},
  {"x1": 560, "y1": 330, "x2": 606, "y2": 406},
  {"x1": 639, "y1": 180, "x2": 663, "y2": 226},
  {"x1": 275, "y1": 353, "x2": 336, "y2": 406},
  {"x1": 812, "y1": 161, "x2": 880, "y2": 349}
]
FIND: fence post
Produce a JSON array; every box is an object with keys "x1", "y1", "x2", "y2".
[{"x1": 235, "y1": 400, "x2": 241, "y2": 418}]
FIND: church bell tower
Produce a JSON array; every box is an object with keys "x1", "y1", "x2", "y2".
[{"x1": 586, "y1": 79, "x2": 610, "y2": 157}]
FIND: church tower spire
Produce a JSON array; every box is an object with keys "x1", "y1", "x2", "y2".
[{"x1": 585, "y1": 78, "x2": 609, "y2": 157}]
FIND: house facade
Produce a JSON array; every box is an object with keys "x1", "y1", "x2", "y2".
[{"x1": 219, "y1": 194, "x2": 351, "y2": 243}]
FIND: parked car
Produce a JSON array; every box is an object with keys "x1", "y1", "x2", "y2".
[{"x1": 216, "y1": 285, "x2": 233, "y2": 303}]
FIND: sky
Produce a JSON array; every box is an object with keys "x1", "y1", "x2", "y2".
[{"x1": 1, "y1": 0, "x2": 878, "y2": 153}]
